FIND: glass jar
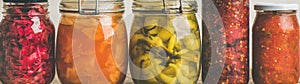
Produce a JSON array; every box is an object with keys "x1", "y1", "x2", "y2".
[
  {"x1": 56, "y1": 0, "x2": 128, "y2": 83},
  {"x1": 202, "y1": 0, "x2": 249, "y2": 83},
  {"x1": 129, "y1": 0, "x2": 201, "y2": 83},
  {"x1": 252, "y1": 4, "x2": 300, "y2": 84},
  {"x1": 0, "y1": 0, "x2": 55, "y2": 83}
]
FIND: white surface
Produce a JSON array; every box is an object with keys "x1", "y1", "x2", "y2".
[{"x1": 0, "y1": 0, "x2": 299, "y2": 84}]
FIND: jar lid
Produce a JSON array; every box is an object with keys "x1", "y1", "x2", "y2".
[
  {"x1": 3, "y1": 0, "x2": 48, "y2": 2},
  {"x1": 254, "y1": 4, "x2": 299, "y2": 11}
]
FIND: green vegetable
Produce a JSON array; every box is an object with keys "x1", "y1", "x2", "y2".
[{"x1": 130, "y1": 14, "x2": 201, "y2": 84}]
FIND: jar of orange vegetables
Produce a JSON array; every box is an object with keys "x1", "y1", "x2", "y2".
[{"x1": 56, "y1": 0, "x2": 128, "y2": 83}]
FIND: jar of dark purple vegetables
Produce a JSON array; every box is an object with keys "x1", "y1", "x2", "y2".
[
  {"x1": 253, "y1": 4, "x2": 300, "y2": 84},
  {"x1": 0, "y1": 0, "x2": 55, "y2": 83}
]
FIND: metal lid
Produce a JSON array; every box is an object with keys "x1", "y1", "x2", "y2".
[
  {"x1": 254, "y1": 4, "x2": 299, "y2": 11},
  {"x1": 3, "y1": 0, "x2": 48, "y2": 2}
]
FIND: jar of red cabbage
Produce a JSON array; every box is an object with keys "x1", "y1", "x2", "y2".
[{"x1": 0, "y1": 0, "x2": 55, "y2": 83}]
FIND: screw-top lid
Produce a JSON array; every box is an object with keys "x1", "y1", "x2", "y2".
[{"x1": 254, "y1": 4, "x2": 299, "y2": 11}]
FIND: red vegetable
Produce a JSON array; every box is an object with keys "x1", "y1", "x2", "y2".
[
  {"x1": 253, "y1": 10, "x2": 300, "y2": 84},
  {"x1": 202, "y1": 0, "x2": 249, "y2": 83},
  {"x1": 0, "y1": 3, "x2": 55, "y2": 84}
]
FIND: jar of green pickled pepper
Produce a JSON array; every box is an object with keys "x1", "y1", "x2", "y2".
[{"x1": 129, "y1": 0, "x2": 201, "y2": 83}]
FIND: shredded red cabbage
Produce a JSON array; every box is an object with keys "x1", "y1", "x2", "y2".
[{"x1": 0, "y1": 3, "x2": 55, "y2": 84}]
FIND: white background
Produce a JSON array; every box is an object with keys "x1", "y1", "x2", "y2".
[{"x1": 0, "y1": 0, "x2": 299, "y2": 84}]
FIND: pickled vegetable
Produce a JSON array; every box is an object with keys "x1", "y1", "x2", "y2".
[
  {"x1": 202, "y1": 0, "x2": 249, "y2": 83},
  {"x1": 0, "y1": 2, "x2": 55, "y2": 84},
  {"x1": 56, "y1": 13, "x2": 128, "y2": 84},
  {"x1": 129, "y1": 14, "x2": 201, "y2": 84},
  {"x1": 253, "y1": 10, "x2": 300, "y2": 84}
]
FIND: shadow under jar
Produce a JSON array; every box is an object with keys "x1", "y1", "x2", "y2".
[
  {"x1": 0, "y1": 0, "x2": 55, "y2": 83},
  {"x1": 129, "y1": 0, "x2": 201, "y2": 83},
  {"x1": 56, "y1": 0, "x2": 128, "y2": 83},
  {"x1": 252, "y1": 4, "x2": 300, "y2": 84}
]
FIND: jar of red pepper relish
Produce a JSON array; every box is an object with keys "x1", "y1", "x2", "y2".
[
  {"x1": 253, "y1": 4, "x2": 300, "y2": 84},
  {"x1": 56, "y1": 0, "x2": 128, "y2": 83},
  {"x1": 0, "y1": 0, "x2": 55, "y2": 83},
  {"x1": 202, "y1": 0, "x2": 249, "y2": 83}
]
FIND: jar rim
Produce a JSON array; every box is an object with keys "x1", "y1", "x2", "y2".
[
  {"x1": 254, "y1": 4, "x2": 299, "y2": 11},
  {"x1": 132, "y1": 0, "x2": 197, "y2": 14},
  {"x1": 2, "y1": 2, "x2": 49, "y2": 15},
  {"x1": 60, "y1": 0, "x2": 125, "y2": 13}
]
